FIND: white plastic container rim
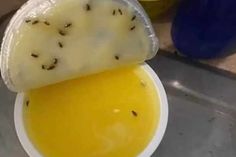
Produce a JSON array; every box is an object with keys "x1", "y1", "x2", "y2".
[{"x1": 14, "y1": 63, "x2": 169, "y2": 157}]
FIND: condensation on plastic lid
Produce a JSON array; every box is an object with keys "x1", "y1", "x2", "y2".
[{"x1": 0, "y1": 0, "x2": 159, "y2": 91}]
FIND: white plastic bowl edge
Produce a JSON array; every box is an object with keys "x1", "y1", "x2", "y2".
[{"x1": 14, "y1": 63, "x2": 169, "y2": 157}]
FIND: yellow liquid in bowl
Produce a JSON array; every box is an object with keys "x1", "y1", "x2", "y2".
[{"x1": 24, "y1": 66, "x2": 160, "y2": 157}]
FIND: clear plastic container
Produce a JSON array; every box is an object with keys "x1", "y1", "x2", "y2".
[{"x1": 0, "y1": 0, "x2": 159, "y2": 92}]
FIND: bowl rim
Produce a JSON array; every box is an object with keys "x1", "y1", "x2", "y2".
[{"x1": 14, "y1": 63, "x2": 169, "y2": 157}]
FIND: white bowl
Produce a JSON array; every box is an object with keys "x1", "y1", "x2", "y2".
[{"x1": 14, "y1": 64, "x2": 169, "y2": 157}]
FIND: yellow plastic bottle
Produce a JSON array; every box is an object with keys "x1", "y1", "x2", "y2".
[{"x1": 139, "y1": 0, "x2": 177, "y2": 19}]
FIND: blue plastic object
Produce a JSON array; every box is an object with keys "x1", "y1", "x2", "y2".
[{"x1": 171, "y1": 0, "x2": 236, "y2": 59}]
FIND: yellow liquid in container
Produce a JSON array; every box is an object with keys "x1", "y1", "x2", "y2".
[{"x1": 24, "y1": 66, "x2": 160, "y2": 157}]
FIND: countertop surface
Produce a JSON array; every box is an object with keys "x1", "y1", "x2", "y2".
[
  {"x1": 1, "y1": 54, "x2": 236, "y2": 157},
  {"x1": 154, "y1": 19, "x2": 236, "y2": 75}
]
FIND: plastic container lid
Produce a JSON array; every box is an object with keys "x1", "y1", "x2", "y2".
[{"x1": 0, "y1": 0, "x2": 159, "y2": 92}]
